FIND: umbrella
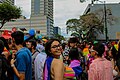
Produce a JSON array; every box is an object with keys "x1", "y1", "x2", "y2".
[
  {"x1": 2, "y1": 30, "x2": 12, "y2": 39},
  {"x1": 2, "y1": 35, "x2": 11, "y2": 39}
]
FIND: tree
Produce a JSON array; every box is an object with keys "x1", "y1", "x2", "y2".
[
  {"x1": 54, "y1": 34, "x2": 65, "y2": 41},
  {"x1": 0, "y1": 2, "x2": 22, "y2": 29},
  {"x1": 71, "y1": 32, "x2": 80, "y2": 37},
  {"x1": 80, "y1": 0, "x2": 99, "y2": 4},
  {"x1": 66, "y1": 19, "x2": 83, "y2": 39},
  {"x1": 80, "y1": 13, "x2": 104, "y2": 41},
  {"x1": 66, "y1": 13, "x2": 104, "y2": 41}
]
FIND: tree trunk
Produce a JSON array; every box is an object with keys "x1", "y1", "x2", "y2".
[{"x1": 0, "y1": 20, "x2": 6, "y2": 29}]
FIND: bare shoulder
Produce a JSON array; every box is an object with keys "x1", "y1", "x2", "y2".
[
  {"x1": 51, "y1": 58, "x2": 64, "y2": 70},
  {"x1": 52, "y1": 58, "x2": 63, "y2": 65}
]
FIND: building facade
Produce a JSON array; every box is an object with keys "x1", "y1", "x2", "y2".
[
  {"x1": 3, "y1": 0, "x2": 54, "y2": 38},
  {"x1": 84, "y1": 3, "x2": 120, "y2": 40},
  {"x1": 54, "y1": 27, "x2": 61, "y2": 35}
]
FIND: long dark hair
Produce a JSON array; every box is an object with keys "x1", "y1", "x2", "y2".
[
  {"x1": 93, "y1": 42, "x2": 105, "y2": 57},
  {"x1": 69, "y1": 48, "x2": 80, "y2": 60},
  {"x1": 45, "y1": 39, "x2": 61, "y2": 56},
  {"x1": 0, "y1": 37, "x2": 9, "y2": 50}
]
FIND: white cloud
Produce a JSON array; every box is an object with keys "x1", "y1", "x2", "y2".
[
  {"x1": 15, "y1": 0, "x2": 31, "y2": 18},
  {"x1": 15, "y1": 0, "x2": 120, "y2": 35}
]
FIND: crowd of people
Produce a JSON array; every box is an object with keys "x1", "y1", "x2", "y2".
[{"x1": 0, "y1": 30, "x2": 120, "y2": 80}]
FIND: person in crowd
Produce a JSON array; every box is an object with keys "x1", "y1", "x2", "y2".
[
  {"x1": 67, "y1": 48, "x2": 82, "y2": 80},
  {"x1": 7, "y1": 44, "x2": 17, "y2": 80},
  {"x1": 43, "y1": 39, "x2": 64, "y2": 80},
  {"x1": 68, "y1": 37, "x2": 79, "y2": 49},
  {"x1": 0, "y1": 39, "x2": 10, "y2": 80},
  {"x1": 10, "y1": 31, "x2": 32, "y2": 80},
  {"x1": 8, "y1": 38, "x2": 13, "y2": 50},
  {"x1": 88, "y1": 42, "x2": 113, "y2": 80},
  {"x1": 36, "y1": 39, "x2": 45, "y2": 52},
  {"x1": 26, "y1": 39, "x2": 41, "y2": 80},
  {"x1": 34, "y1": 42, "x2": 47, "y2": 80},
  {"x1": 63, "y1": 37, "x2": 79, "y2": 65},
  {"x1": 0, "y1": 37, "x2": 14, "y2": 80},
  {"x1": 108, "y1": 46, "x2": 119, "y2": 79},
  {"x1": 26, "y1": 39, "x2": 39, "y2": 61},
  {"x1": 82, "y1": 42, "x2": 90, "y2": 57},
  {"x1": 11, "y1": 45, "x2": 17, "y2": 59},
  {"x1": 61, "y1": 43, "x2": 69, "y2": 65},
  {"x1": 0, "y1": 37, "x2": 10, "y2": 59},
  {"x1": 116, "y1": 41, "x2": 120, "y2": 79}
]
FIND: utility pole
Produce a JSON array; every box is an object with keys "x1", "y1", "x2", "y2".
[{"x1": 103, "y1": 1, "x2": 108, "y2": 42}]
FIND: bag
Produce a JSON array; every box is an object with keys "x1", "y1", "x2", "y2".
[{"x1": 64, "y1": 66, "x2": 76, "y2": 80}]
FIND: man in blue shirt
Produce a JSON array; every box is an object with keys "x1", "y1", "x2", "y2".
[{"x1": 11, "y1": 31, "x2": 32, "y2": 80}]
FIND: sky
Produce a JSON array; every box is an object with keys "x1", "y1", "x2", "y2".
[{"x1": 15, "y1": 0, "x2": 120, "y2": 35}]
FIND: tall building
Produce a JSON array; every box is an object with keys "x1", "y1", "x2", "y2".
[
  {"x1": 84, "y1": 3, "x2": 120, "y2": 40},
  {"x1": 3, "y1": 0, "x2": 54, "y2": 38},
  {"x1": 31, "y1": 0, "x2": 54, "y2": 38},
  {"x1": 54, "y1": 27, "x2": 61, "y2": 35}
]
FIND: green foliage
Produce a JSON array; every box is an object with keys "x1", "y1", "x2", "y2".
[
  {"x1": 54, "y1": 34, "x2": 65, "y2": 41},
  {"x1": 66, "y1": 13, "x2": 104, "y2": 41},
  {"x1": 80, "y1": 13, "x2": 104, "y2": 33},
  {"x1": 0, "y1": 2, "x2": 22, "y2": 29},
  {"x1": 66, "y1": 19, "x2": 81, "y2": 32},
  {"x1": 66, "y1": 19, "x2": 84, "y2": 40},
  {"x1": 71, "y1": 32, "x2": 80, "y2": 37},
  {"x1": 80, "y1": 13, "x2": 104, "y2": 41}
]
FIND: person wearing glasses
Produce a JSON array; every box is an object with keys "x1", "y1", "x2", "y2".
[
  {"x1": 43, "y1": 39, "x2": 64, "y2": 80},
  {"x1": 88, "y1": 42, "x2": 113, "y2": 80}
]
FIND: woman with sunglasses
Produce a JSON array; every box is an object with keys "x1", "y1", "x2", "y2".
[{"x1": 43, "y1": 39, "x2": 64, "y2": 80}]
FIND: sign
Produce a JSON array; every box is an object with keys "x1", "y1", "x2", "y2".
[{"x1": 116, "y1": 32, "x2": 120, "y2": 39}]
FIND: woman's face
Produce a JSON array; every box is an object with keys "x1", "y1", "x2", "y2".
[{"x1": 50, "y1": 41, "x2": 62, "y2": 58}]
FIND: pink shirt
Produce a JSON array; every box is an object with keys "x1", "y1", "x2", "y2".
[{"x1": 88, "y1": 58, "x2": 113, "y2": 80}]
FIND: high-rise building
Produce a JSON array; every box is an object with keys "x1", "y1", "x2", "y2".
[
  {"x1": 3, "y1": 0, "x2": 54, "y2": 38},
  {"x1": 54, "y1": 27, "x2": 61, "y2": 35},
  {"x1": 84, "y1": 3, "x2": 120, "y2": 40},
  {"x1": 31, "y1": 0, "x2": 54, "y2": 38}
]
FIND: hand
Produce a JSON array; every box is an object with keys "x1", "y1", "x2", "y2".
[{"x1": 10, "y1": 59, "x2": 16, "y2": 65}]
